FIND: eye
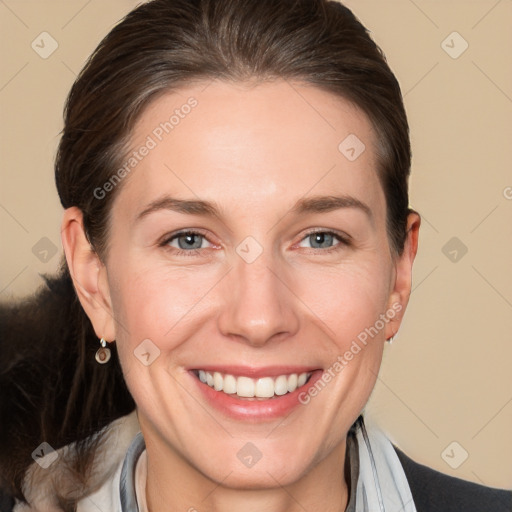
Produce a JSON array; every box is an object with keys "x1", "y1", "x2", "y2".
[
  {"x1": 160, "y1": 230, "x2": 214, "y2": 255},
  {"x1": 297, "y1": 230, "x2": 349, "y2": 251}
]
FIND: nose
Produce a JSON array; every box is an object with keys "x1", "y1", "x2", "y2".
[{"x1": 217, "y1": 252, "x2": 300, "y2": 347}]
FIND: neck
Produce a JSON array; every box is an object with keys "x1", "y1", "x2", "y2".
[{"x1": 143, "y1": 434, "x2": 351, "y2": 512}]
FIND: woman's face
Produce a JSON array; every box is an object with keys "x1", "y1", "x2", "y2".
[{"x1": 77, "y1": 80, "x2": 416, "y2": 489}]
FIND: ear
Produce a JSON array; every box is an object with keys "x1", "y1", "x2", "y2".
[
  {"x1": 61, "y1": 207, "x2": 117, "y2": 342},
  {"x1": 384, "y1": 211, "x2": 421, "y2": 341}
]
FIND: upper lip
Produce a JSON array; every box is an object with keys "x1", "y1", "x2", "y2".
[{"x1": 189, "y1": 365, "x2": 321, "y2": 378}]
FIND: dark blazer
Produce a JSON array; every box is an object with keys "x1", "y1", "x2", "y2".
[
  {"x1": 395, "y1": 447, "x2": 512, "y2": 512},
  {"x1": 0, "y1": 492, "x2": 13, "y2": 512}
]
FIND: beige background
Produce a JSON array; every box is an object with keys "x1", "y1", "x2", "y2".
[{"x1": 1, "y1": 0, "x2": 511, "y2": 490}]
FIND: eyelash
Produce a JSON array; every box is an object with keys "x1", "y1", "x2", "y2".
[
  {"x1": 159, "y1": 229, "x2": 212, "y2": 257},
  {"x1": 159, "y1": 229, "x2": 351, "y2": 257}
]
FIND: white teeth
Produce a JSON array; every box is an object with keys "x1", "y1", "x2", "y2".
[
  {"x1": 237, "y1": 376, "x2": 255, "y2": 397},
  {"x1": 255, "y1": 377, "x2": 275, "y2": 398},
  {"x1": 297, "y1": 372, "x2": 308, "y2": 387},
  {"x1": 287, "y1": 373, "x2": 298, "y2": 392},
  {"x1": 195, "y1": 370, "x2": 312, "y2": 399},
  {"x1": 274, "y1": 375, "x2": 288, "y2": 396},
  {"x1": 223, "y1": 374, "x2": 237, "y2": 394},
  {"x1": 213, "y1": 372, "x2": 223, "y2": 391}
]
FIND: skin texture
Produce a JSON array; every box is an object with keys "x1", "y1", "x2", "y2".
[{"x1": 61, "y1": 80, "x2": 420, "y2": 512}]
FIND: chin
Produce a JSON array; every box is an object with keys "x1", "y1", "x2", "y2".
[{"x1": 190, "y1": 440, "x2": 316, "y2": 490}]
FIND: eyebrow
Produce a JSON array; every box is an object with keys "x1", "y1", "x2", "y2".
[
  {"x1": 135, "y1": 194, "x2": 372, "y2": 222},
  {"x1": 136, "y1": 196, "x2": 222, "y2": 221},
  {"x1": 291, "y1": 195, "x2": 372, "y2": 218}
]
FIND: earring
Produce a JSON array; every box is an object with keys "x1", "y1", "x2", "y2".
[
  {"x1": 95, "y1": 337, "x2": 111, "y2": 364},
  {"x1": 386, "y1": 335, "x2": 394, "y2": 344}
]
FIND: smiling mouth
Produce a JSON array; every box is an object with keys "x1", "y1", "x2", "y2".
[{"x1": 191, "y1": 370, "x2": 314, "y2": 400}]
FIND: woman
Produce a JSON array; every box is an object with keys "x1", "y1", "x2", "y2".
[{"x1": 0, "y1": 0, "x2": 510, "y2": 510}]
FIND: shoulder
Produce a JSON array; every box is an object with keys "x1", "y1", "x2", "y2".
[
  {"x1": 8, "y1": 411, "x2": 140, "y2": 512},
  {"x1": 394, "y1": 446, "x2": 512, "y2": 512}
]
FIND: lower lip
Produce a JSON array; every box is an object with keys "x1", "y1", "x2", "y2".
[{"x1": 189, "y1": 370, "x2": 324, "y2": 421}]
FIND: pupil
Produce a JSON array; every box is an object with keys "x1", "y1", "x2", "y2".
[
  {"x1": 179, "y1": 234, "x2": 201, "y2": 250},
  {"x1": 313, "y1": 233, "x2": 332, "y2": 248}
]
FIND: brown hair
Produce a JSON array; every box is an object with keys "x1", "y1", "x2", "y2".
[{"x1": 1, "y1": 0, "x2": 411, "y2": 507}]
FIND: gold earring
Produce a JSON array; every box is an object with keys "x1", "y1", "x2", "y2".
[{"x1": 95, "y1": 337, "x2": 111, "y2": 364}]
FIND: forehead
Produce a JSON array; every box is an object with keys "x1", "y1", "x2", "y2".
[{"x1": 115, "y1": 79, "x2": 384, "y2": 220}]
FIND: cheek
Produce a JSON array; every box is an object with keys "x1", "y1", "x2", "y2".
[
  {"x1": 106, "y1": 266, "x2": 207, "y2": 402},
  {"x1": 294, "y1": 259, "x2": 393, "y2": 345},
  {"x1": 108, "y1": 261, "x2": 221, "y2": 354}
]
